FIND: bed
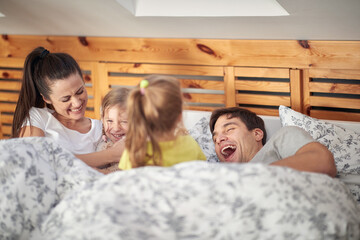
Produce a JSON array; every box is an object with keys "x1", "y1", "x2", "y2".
[
  {"x1": 0, "y1": 39, "x2": 359, "y2": 239},
  {"x1": 1, "y1": 106, "x2": 359, "y2": 240}
]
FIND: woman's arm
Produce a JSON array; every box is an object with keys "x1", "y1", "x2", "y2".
[
  {"x1": 75, "y1": 139, "x2": 125, "y2": 168},
  {"x1": 19, "y1": 126, "x2": 45, "y2": 137},
  {"x1": 20, "y1": 125, "x2": 124, "y2": 168}
]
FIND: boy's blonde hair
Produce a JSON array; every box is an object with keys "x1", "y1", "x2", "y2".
[
  {"x1": 101, "y1": 87, "x2": 130, "y2": 118},
  {"x1": 125, "y1": 75, "x2": 184, "y2": 168}
]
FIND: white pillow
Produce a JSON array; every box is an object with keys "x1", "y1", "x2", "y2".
[
  {"x1": 279, "y1": 105, "x2": 360, "y2": 203},
  {"x1": 188, "y1": 117, "x2": 218, "y2": 163}
]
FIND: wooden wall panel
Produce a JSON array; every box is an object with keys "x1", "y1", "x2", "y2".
[
  {"x1": 234, "y1": 67, "x2": 291, "y2": 116},
  {"x1": 305, "y1": 68, "x2": 360, "y2": 121},
  {"x1": 1, "y1": 36, "x2": 360, "y2": 69},
  {"x1": 0, "y1": 36, "x2": 359, "y2": 139},
  {"x1": 103, "y1": 63, "x2": 225, "y2": 112}
]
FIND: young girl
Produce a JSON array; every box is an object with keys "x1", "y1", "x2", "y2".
[
  {"x1": 96, "y1": 87, "x2": 130, "y2": 174},
  {"x1": 118, "y1": 75, "x2": 206, "y2": 170}
]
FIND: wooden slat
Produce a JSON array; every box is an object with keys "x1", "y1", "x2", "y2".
[
  {"x1": 108, "y1": 76, "x2": 141, "y2": 86},
  {"x1": 87, "y1": 99, "x2": 94, "y2": 108},
  {"x1": 224, "y1": 67, "x2": 236, "y2": 107},
  {"x1": 183, "y1": 105, "x2": 218, "y2": 112},
  {"x1": 302, "y1": 69, "x2": 311, "y2": 115},
  {"x1": 2, "y1": 36, "x2": 359, "y2": 69},
  {"x1": 93, "y1": 62, "x2": 110, "y2": 118},
  {"x1": 0, "y1": 58, "x2": 24, "y2": 68},
  {"x1": 0, "y1": 114, "x2": 13, "y2": 124},
  {"x1": 106, "y1": 63, "x2": 224, "y2": 76},
  {"x1": 310, "y1": 110, "x2": 360, "y2": 122},
  {"x1": 0, "y1": 92, "x2": 19, "y2": 102},
  {"x1": 2, "y1": 125, "x2": 11, "y2": 136},
  {"x1": 309, "y1": 82, "x2": 360, "y2": 94},
  {"x1": 85, "y1": 111, "x2": 96, "y2": 119},
  {"x1": 235, "y1": 80, "x2": 290, "y2": 92},
  {"x1": 180, "y1": 79, "x2": 224, "y2": 91},
  {"x1": 236, "y1": 94, "x2": 290, "y2": 106},
  {"x1": 290, "y1": 69, "x2": 303, "y2": 112},
  {"x1": 309, "y1": 69, "x2": 360, "y2": 80},
  {"x1": 0, "y1": 112, "x2": 2, "y2": 138},
  {"x1": 109, "y1": 76, "x2": 224, "y2": 91},
  {"x1": 243, "y1": 107, "x2": 280, "y2": 116},
  {"x1": 0, "y1": 70, "x2": 22, "y2": 79},
  {"x1": 235, "y1": 67, "x2": 289, "y2": 78},
  {"x1": 310, "y1": 96, "x2": 360, "y2": 109},
  {"x1": 0, "y1": 103, "x2": 16, "y2": 112},
  {"x1": 183, "y1": 93, "x2": 224, "y2": 104},
  {"x1": 0, "y1": 80, "x2": 21, "y2": 91},
  {"x1": 85, "y1": 87, "x2": 94, "y2": 96}
]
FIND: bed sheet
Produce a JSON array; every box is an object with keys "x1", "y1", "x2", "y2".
[{"x1": 1, "y1": 137, "x2": 359, "y2": 240}]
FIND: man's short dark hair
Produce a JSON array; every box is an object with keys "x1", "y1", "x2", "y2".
[{"x1": 209, "y1": 107, "x2": 267, "y2": 145}]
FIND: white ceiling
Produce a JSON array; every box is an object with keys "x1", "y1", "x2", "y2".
[{"x1": 0, "y1": 0, "x2": 359, "y2": 40}]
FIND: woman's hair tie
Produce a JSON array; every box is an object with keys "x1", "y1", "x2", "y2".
[
  {"x1": 140, "y1": 79, "x2": 149, "y2": 95},
  {"x1": 40, "y1": 49, "x2": 50, "y2": 59}
]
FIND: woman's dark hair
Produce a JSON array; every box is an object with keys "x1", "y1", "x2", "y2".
[
  {"x1": 12, "y1": 46, "x2": 83, "y2": 137},
  {"x1": 209, "y1": 107, "x2": 267, "y2": 145}
]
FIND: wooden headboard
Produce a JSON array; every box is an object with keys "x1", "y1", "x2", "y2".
[{"x1": 0, "y1": 36, "x2": 359, "y2": 139}]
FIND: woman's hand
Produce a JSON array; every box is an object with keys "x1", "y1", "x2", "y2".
[
  {"x1": 75, "y1": 138, "x2": 125, "y2": 168},
  {"x1": 108, "y1": 138, "x2": 126, "y2": 159}
]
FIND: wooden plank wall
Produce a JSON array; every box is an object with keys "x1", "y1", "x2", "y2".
[{"x1": 0, "y1": 35, "x2": 359, "y2": 139}]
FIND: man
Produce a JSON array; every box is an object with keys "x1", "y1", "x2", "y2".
[{"x1": 210, "y1": 107, "x2": 337, "y2": 177}]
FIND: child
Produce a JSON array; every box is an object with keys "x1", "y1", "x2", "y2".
[
  {"x1": 119, "y1": 75, "x2": 206, "y2": 170},
  {"x1": 96, "y1": 87, "x2": 130, "y2": 174}
]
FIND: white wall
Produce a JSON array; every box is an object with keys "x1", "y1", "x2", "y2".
[{"x1": 0, "y1": 0, "x2": 359, "y2": 40}]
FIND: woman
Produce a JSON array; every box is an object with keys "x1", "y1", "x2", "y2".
[{"x1": 12, "y1": 46, "x2": 123, "y2": 168}]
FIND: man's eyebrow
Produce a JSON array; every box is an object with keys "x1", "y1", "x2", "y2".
[
  {"x1": 223, "y1": 122, "x2": 239, "y2": 128},
  {"x1": 212, "y1": 121, "x2": 239, "y2": 136}
]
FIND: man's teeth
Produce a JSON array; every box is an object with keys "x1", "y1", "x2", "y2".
[{"x1": 221, "y1": 145, "x2": 236, "y2": 156}]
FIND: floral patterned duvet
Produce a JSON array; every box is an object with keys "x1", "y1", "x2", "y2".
[{"x1": 1, "y1": 137, "x2": 359, "y2": 240}]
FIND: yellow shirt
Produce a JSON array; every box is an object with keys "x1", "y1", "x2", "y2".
[{"x1": 119, "y1": 135, "x2": 206, "y2": 170}]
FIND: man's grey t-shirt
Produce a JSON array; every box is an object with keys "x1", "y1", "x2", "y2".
[{"x1": 251, "y1": 126, "x2": 315, "y2": 164}]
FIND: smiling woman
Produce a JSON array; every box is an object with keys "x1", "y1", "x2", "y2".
[{"x1": 11, "y1": 47, "x2": 125, "y2": 171}]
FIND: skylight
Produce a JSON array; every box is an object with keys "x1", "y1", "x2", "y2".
[{"x1": 116, "y1": 0, "x2": 289, "y2": 17}]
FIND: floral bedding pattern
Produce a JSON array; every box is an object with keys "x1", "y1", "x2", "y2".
[
  {"x1": 0, "y1": 137, "x2": 101, "y2": 240},
  {"x1": 188, "y1": 116, "x2": 218, "y2": 162},
  {"x1": 279, "y1": 105, "x2": 360, "y2": 203},
  {"x1": 1, "y1": 137, "x2": 359, "y2": 240}
]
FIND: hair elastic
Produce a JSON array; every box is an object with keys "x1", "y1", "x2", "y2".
[
  {"x1": 40, "y1": 49, "x2": 50, "y2": 59},
  {"x1": 140, "y1": 79, "x2": 149, "y2": 95}
]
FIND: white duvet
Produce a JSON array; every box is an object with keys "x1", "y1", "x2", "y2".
[{"x1": 0, "y1": 137, "x2": 359, "y2": 240}]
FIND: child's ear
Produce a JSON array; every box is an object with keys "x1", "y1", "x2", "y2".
[{"x1": 41, "y1": 94, "x2": 52, "y2": 104}]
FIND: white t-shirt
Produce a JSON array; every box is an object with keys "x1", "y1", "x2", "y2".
[{"x1": 23, "y1": 107, "x2": 102, "y2": 154}]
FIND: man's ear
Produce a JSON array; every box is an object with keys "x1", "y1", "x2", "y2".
[
  {"x1": 253, "y1": 128, "x2": 264, "y2": 143},
  {"x1": 41, "y1": 94, "x2": 51, "y2": 104}
]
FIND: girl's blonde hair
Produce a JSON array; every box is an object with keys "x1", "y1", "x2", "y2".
[
  {"x1": 125, "y1": 75, "x2": 184, "y2": 168},
  {"x1": 101, "y1": 87, "x2": 130, "y2": 118}
]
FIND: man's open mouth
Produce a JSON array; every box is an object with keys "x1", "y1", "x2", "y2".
[{"x1": 220, "y1": 145, "x2": 236, "y2": 159}]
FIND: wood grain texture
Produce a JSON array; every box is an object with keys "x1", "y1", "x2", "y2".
[
  {"x1": 1, "y1": 36, "x2": 359, "y2": 69},
  {"x1": 0, "y1": 36, "x2": 359, "y2": 139},
  {"x1": 290, "y1": 69, "x2": 303, "y2": 113}
]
